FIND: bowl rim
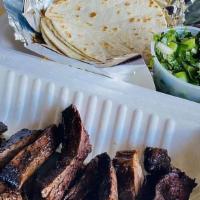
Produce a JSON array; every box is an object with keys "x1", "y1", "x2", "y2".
[{"x1": 151, "y1": 26, "x2": 200, "y2": 91}]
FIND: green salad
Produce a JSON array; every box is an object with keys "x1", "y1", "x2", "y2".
[{"x1": 154, "y1": 29, "x2": 200, "y2": 85}]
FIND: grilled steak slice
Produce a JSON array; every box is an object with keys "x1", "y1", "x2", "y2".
[
  {"x1": 138, "y1": 170, "x2": 197, "y2": 200},
  {"x1": 138, "y1": 147, "x2": 172, "y2": 200},
  {"x1": 0, "y1": 182, "x2": 7, "y2": 194},
  {"x1": 0, "y1": 190, "x2": 23, "y2": 200},
  {"x1": 21, "y1": 174, "x2": 38, "y2": 200},
  {"x1": 0, "y1": 122, "x2": 7, "y2": 135},
  {"x1": 113, "y1": 150, "x2": 144, "y2": 200},
  {"x1": 98, "y1": 154, "x2": 118, "y2": 200},
  {"x1": 23, "y1": 152, "x2": 62, "y2": 200},
  {"x1": 0, "y1": 138, "x2": 5, "y2": 147},
  {"x1": 144, "y1": 147, "x2": 171, "y2": 175},
  {"x1": 41, "y1": 105, "x2": 92, "y2": 200},
  {"x1": 0, "y1": 125, "x2": 59, "y2": 189},
  {"x1": 139, "y1": 147, "x2": 197, "y2": 200},
  {"x1": 67, "y1": 164, "x2": 86, "y2": 190},
  {"x1": 0, "y1": 182, "x2": 22, "y2": 200},
  {"x1": 137, "y1": 175, "x2": 160, "y2": 200},
  {"x1": 154, "y1": 169, "x2": 197, "y2": 200},
  {"x1": 0, "y1": 129, "x2": 42, "y2": 169},
  {"x1": 60, "y1": 105, "x2": 91, "y2": 156},
  {"x1": 65, "y1": 153, "x2": 118, "y2": 200},
  {"x1": 36, "y1": 152, "x2": 62, "y2": 185},
  {"x1": 64, "y1": 153, "x2": 106, "y2": 200}
]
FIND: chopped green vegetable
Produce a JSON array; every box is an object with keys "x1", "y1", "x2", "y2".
[
  {"x1": 162, "y1": 29, "x2": 177, "y2": 44},
  {"x1": 181, "y1": 38, "x2": 196, "y2": 49},
  {"x1": 154, "y1": 29, "x2": 200, "y2": 86},
  {"x1": 174, "y1": 72, "x2": 188, "y2": 82},
  {"x1": 168, "y1": 42, "x2": 178, "y2": 51},
  {"x1": 183, "y1": 64, "x2": 199, "y2": 84},
  {"x1": 149, "y1": 56, "x2": 154, "y2": 69}
]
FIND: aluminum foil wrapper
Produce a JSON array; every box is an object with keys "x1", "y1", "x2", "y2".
[
  {"x1": 155, "y1": 0, "x2": 192, "y2": 26},
  {"x1": 185, "y1": 0, "x2": 200, "y2": 27}
]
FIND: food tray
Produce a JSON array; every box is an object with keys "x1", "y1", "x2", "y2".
[{"x1": 0, "y1": 48, "x2": 199, "y2": 198}]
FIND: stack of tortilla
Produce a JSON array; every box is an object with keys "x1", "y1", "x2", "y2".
[{"x1": 41, "y1": 0, "x2": 167, "y2": 65}]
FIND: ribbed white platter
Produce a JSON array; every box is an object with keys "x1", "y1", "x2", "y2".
[{"x1": 0, "y1": 48, "x2": 199, "y2": 198}]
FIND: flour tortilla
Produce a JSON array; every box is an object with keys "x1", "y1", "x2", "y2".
[
  {"x1": 43, "y1": 17, "x2": 102, "y2": 62},
  {"x1": 41, "y1": 17, "x2": 98, "y2": 62},
  {"x1": 41, "y1": 17, "x2": 138, "y2": 66},
  {"x1": 44, "y1": 0, "x2": 167, "y2": 63},
  {"x1": 41, "y1": 26, "x2": 63, "y2": 54},
  {"x1": 154, "y1": 0, "x2": 171, "y2": 7}
]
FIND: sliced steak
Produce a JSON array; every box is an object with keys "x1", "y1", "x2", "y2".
[
  {"x1": 0, "y1": 182, "x2": 7, "y2": 194},
  {"x1": 0, "y1": 122, "x2": 7, "y2": 135},
  {"x1": 60, "y1": 105, "x2": 91, "y2": 157},
  {"x1": 138, "y1": 170, "x2": 197, "y2": 200},
  {"x1": 113, "y1": 150, "x2": 144, "y2": 200},
  {"x1": 23, "y1": 152, "x2": 62, "y2": 200},
  {"x1": 0, "y1": 125, "x2": 59, "y2": 189},
  {"x1": 138, "y1": 147, "x2": 172, "y2": 200},
  {"x1": 21, "y1": 174, "x2": 38, "y2": 200},
  {"x1": 0, "y1": 189, "x2": 23, "y2": 200},
  {"x1": 64, "y1": 153, "x2": 106, "y2": 200},
  {"x1": 144, "y1": 147, "x2": 171, "y2": 175},
  {"x1": 65, "y1": 153, "x2": 118, "y2": 200},
  {"x1": 154, "y1": 169, "x2": 197, "y2": 200},
  {"x1": 67, "y1": 164, "x2": 86, "y2": 190},
  {"x1": 0, "y1": 129, "x2": 42, "y2": 169},
  {"x1": 98, "y1": 154, "x2": 118, "y2": 200},
  {"x1": 137, "y1": 175, "x2": 160, "y2": 200},
  {"x1": 41, "y1": 105, "x2": 92, "y2": 200},
  {"x1": 0, "y1": 182, "x2": 22, "y2": 200},
  {"x1": 0, "y1": 138, "x2": 6, "y2": 147},
  {"x1": 36, "y1": 152, "x2": 62, "y2": 186}
]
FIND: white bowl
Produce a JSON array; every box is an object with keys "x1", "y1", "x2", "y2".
[{"x1": 151, "y1": 26, "x2": 200, "y2": 102}]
